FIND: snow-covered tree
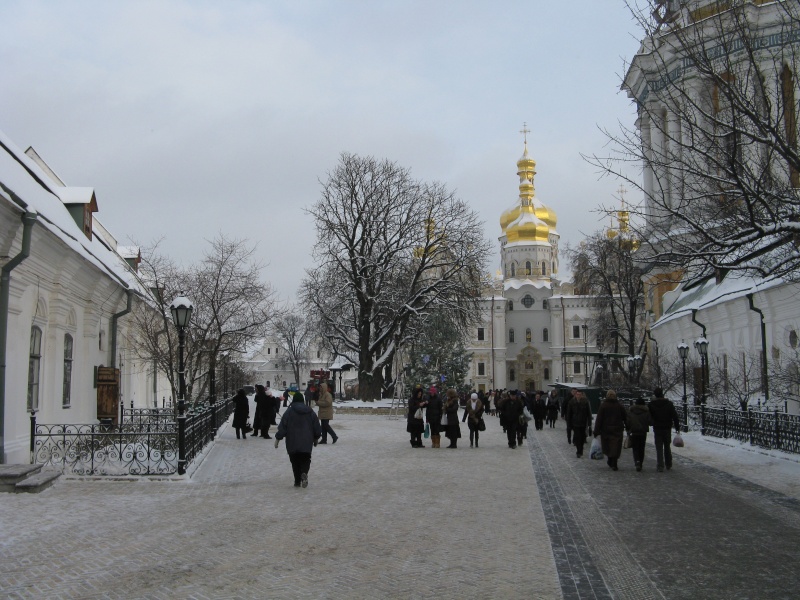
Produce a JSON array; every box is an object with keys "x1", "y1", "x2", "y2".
[
  {"x1": 270, "y1": 308, "x2": 314, "y2": 388},
  {"x1": 589, "y1": 0, "x2": 800, "y2": 282},
  {"x1": 132, "y1": 235, "x2": 276, "y2": 404},
  {"x1": 301, "y1": 153, "x2": 490, "y2": 400},
  {"x1": 406, "y1": 309, "x2": 472, "y2": 392}
]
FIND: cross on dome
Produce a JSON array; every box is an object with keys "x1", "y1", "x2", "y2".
[{"x1": 519, "y1": 122, "x2": 530, "y2": 145}]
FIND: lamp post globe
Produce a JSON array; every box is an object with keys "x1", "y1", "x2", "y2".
[{"x1": 626, "y1": 355, "x2": 635, "y2": 383}]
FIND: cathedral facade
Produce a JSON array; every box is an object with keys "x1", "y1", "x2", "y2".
[{"x1": 465, "y1": 140, "x2": 596, "y2": 393}]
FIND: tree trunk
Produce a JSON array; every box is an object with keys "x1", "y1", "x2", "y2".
[{"x1": 358, "y1": 370, "x2": 383, "y2": 401}]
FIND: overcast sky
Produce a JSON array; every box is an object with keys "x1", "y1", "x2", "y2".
[{"x1": 0, "y1": 1, "x2": 643, "y2": 302}]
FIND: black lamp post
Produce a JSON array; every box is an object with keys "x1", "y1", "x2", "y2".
[
  {"x1": 678, "y1": 340, "x2": 689, "y2": 430},
  {"x1": 633, "y1": 354, "x2": 643, "y2": 385},
  {"x1": 627, "y1": 355, "x2": 635, "y2": 385},
  {"x1": 582, "y1": 324, "x2": 589, "y2": 384},
  {"x1": 170, "y1": 294, "x2": 193, "y2": 475},
  {"x1": 694, "y1": 336, "x2": 708, "y2": 406}
]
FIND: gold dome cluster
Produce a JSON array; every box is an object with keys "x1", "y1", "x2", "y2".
[{"x1": 500, "y1": 142, "x2": 557, "y2": 243}]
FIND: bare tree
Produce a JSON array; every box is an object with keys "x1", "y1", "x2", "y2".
[
  {"x1": 270, "y1": 309, "x2": 314, "y2": 388},
  {"x1": 588, "y1": 1, "x2": 800, "y2": 282},
  {"x1": 301, "y1": 153, "x2": 490, "y2": 400},
  {"x1": 708, "y1": 350, "x2": 766, "y2": 410},
  {"x1": 131, "y1": 235, "x2": 276, "y2": 405},
  {"x1": 566, "y1": 231, "x2": 648, "y2": 378}
]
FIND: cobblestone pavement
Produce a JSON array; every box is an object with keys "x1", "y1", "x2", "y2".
[{"x1": 2, "y1": 410, "x2": 799, "y2": 599}]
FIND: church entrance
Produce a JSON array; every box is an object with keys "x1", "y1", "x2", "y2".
[{"x1": 524, "y1": 379, "x2": 536, "y2": 393}]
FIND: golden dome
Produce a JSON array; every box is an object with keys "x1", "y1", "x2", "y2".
[{"x1": 500, "y1": 140, "x2": 557, "y2": 242}]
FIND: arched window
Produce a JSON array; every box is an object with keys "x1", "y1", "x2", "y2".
[
  {"x1": 266, "y1": 381, "x2": 271, "y2": 388},
  {"x1": 509, "y1": 368, "x2": 516, "y2": 382},
  {"x1": 63, "y1": 333, "x2": 73, "y2": 408},
  {"x1": 28, "y1": 326, "x2": 42, "y2": 411},
  {"x1": 268, "y1": 347, "x2": 271, "y2": 354},
  {"x1": 510, "y1": 263, "x2": 516, "y2": 277},
  {"x1": 508, "y1": 300, "x2": 514, "y2": 311},
  {"x1": 509, "y1": 329, "x2": 515, "y2": 343},
  {"x1": 541, "y1": 261, "x2": 547, "y2": 275},
  {"x1": 525, "y1": 261, "x2": 532, "y2": 276},
  {"x1": 543, "y1": 328, "x2": 549, "y2": 342},
  {"x1": 544, "y1": 367, "x2": 550, "y2": 380},
  {"x1": 525, "y1": 328, "x2": 532, "y2": 342},
  {"x1": 282, "y1": 380, "x2": 287, "y2": 387},
  {"x1": 542, "y1": 299, "x2": 549, "y2": 309}
]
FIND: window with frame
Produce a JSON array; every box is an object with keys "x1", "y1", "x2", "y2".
[
  {"x1": 572, "y1": 325, "x2": 581, "y2": 339},
  {"x1": 782, "y1": 65, "x2": 799, "y2": 187},
  {"x1": 542, "y1": 328, "x2": 549, "y2": 342},
  {"x1": 521, "y1": 294, "x2": 534, "y2": 308},
  {"x1": 508, "y1": 300, "x2": 514, "y2": 311},
  {"x1": 275, "y1": 348, "x2": 279, "y2": 355},
  {"x1": 525, "y1": 261, "x2": 532, "y2": 276},
  {"x1": 509, "y1": 329, "x2": 515, "y2": 343},
  {"x1": 477, "y1": 327, "x2": 485, "y2": 341},
  {"x1": 28, "y1": 326, "x2": 42, "y2": 411},
  {"x1": 62, "y1": 333, "x2": 73, "y2": 408},
  {"x1": 544, "y1": 367, "x2": 550, "y2": 380},
  {"x1": 510, "y1": 263, "x2": 516, "y2": 277},
  {"x1": 525, "y1": 328, "x2": 531, "y2": 342},
  {"x1": 268, "y1": 347, "x2": 271, "y2": 354},
  {"x1": 478, "y1": 362, "x2": 485, "y2": 376},
  {"x1": 574, "y1": 361, "x2": 581, "y2": 374},
  {"x1": 509, "y1": 368, "x2": 516, "y2": 382},
  {"x1": 541, "y1": 261, "x2": 547, "y2": 275}
]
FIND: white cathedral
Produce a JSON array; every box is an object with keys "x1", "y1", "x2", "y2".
[{"x1": 465, "y1": 139, "x2": 597, "y2": 393}]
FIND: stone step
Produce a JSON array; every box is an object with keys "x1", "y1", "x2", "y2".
[
  {"x1": 0, "y1": 464, "x2": 43, "y2": 493},
  {"x1": 15, "y1": 470, "x2": 61, "y2": 494}
]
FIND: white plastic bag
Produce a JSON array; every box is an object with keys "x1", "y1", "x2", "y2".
[
  {"x1": 590, "y1": 436, "x2": 604, "y2": 460},
  {"x1": 673, "y1": 433, "x2": 684, "y2": 448},
  {"x1": 441, "y1": 413, "x2": 449, "y2": 427}
]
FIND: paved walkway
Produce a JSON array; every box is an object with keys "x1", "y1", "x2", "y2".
[{"x1": 1, "y1": 408, "x2": 799, "y2": 599}]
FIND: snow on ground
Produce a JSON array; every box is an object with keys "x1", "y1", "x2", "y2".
[{"x1": 676, "y1": 431, "x2": 800, "y2": 500}]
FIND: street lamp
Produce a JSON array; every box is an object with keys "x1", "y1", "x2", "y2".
[
  {"x1": 170, "y1": 294, "x2": 193, "y2": 475},
  {"x1": 677, "y1": 340, "x2": 689, "y2": 430},
  {"x1": 694, "y1": 336, "x2": 708, "y2": 405},
  {"x1": 627, "y1": 355, "x2": 635, "y2": 384},
  {"x1": 633, "y1": 355, "x2": 642, "y2": 385}
]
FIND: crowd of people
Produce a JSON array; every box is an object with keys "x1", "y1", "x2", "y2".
[{"x1": 405, "y1": 384, "x2": 683, "y2": 473}]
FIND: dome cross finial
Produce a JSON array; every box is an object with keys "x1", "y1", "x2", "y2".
[{"x1": 519, "y1": 122, "x2": 530, "y2": 145}]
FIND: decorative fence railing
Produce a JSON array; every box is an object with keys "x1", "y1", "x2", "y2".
[
  {"x1": 32, "y1": 397, "x2": 235, "y2": 476},
  {"x1": 121, "y1": 407, "x2": 175, "y2": 428}
]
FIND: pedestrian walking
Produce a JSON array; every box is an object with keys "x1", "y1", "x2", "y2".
[
  {"x1": 232, "y1": 388, "x2": 250, "y2": 440},
  {"x1": 566, "y1": 390, "x2": 593, "y2": 457},
  {"x1": 627, "y1": 397, "x2": 652, "y2": 471},
  {"x1": 407, "y1": 386, "x2": 428, "y2": 448},
  {"x1": 315, "y1": 382, "x2": 338, "y2": 444},
  {"x1": 546, "y1": 391, "x2": 559, "y2": 428},
  {"x1": 532, "y1": 391, "x2": 546, "y2": 430},
  {"x1": 498, "y1": 389, "x2": 523, "y2": 448},
  {"x1": 593, "y1": 389, "x2": 627, "y2": 471},
  {"x1": 274, "y1": 392, "x2": 322, "y2": 488},
  {"x1": 462, "y1": 392, "x2": 484, "y2": 448},
  {"x1": 648, "y1": 387, "x2": 681, "y2": 472},
  {"x1": 261, "y1": 388, "x2": 279, "y2": 439},
  {"x1": 426, "y1": 387, "x2": 444, "y2": 448},
  {"x1": 564, "y1": 389, "x2": 578, "y2": 443},
  {"x1": 443, "y1": 388, "x2": 462, "y2": 448},
  {"x1": 252, "y1": 384, "x2": 268, "y2": 437}
]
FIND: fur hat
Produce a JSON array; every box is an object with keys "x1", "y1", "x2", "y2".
[
  {"x1": 605, "y1": 389, "x2": 617, "y2": 400},
  {"x1": 470, "y1": 392, "x2": 478, "y2": 400}
]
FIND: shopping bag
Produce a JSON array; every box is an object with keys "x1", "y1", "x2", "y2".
[
  {"x1": 244, "y1": 421, "x2": 253, "y2": 434},
  {"x1": 478, "y1": 418, "x2": 486, "y2": 431},
  {"x1": 590, "y1": 436, "x2": 604, "y2": 460},
  {"x1": 441, "y1": 413, "x2": 449, "y2": 427},
  {"x1": 424, "y1": 422, "x2": 430, "y2": 438},
  {"x1": 523, "y1": 407, "x2": 533, "y2": 421},
  {"x1": 414, "y1": 408, "x2": 423, "y2": 419},
  {"x1": 623, "y1": 434, "x2": 632, "y2": 449},
  {"x1": 673, "y1": 433, "x2": 684, "y2": 447}
]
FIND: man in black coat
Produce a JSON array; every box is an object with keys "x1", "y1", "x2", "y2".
[
  {"x1": 566, "y1": 391, "x2": 593, "y2": 458},
  {"x1": 499, "y1": 390, "x2": 523, "y2": 449},
  {"x1": 648, "y1": 387, "x2": 681, "y2": 472},
  {"x1": 275, "y1": 392, "x2": 322, "y2": 488}
]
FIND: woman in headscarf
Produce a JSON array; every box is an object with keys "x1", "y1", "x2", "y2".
[
  {"x1": 406, "y1": 386, "x2": 427, "y2": 448},
  {"x1": 461, "y1": 392, "x2": 484, "y2": 448},
  {"x1": 443, "y1": 388, "x2": 462, "y2": 449}
]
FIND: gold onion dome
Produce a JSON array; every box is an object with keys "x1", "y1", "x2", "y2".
[{"x1": 500, "y1": 142, "x2": 557, "y2": 242}]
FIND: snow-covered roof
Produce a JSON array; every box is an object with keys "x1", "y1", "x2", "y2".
[
  {"x1": 57, "y1": 186, "x2": 95, "y2": 205},
  {"x1": 0, "y1": 128, "x2": 150, "y2": 296},
  {"x1": 117, "y1": 245, "x2": 141, "y2": 259},
  {"x1": 654, "y1": 271, "x2": 788, "y2": 329},
  {"x1": 329, "y1": 355, "x2": 355, "y2": 371},
  {"x1": 504, "y1": 278, "x2": 553, "y2": 292}
]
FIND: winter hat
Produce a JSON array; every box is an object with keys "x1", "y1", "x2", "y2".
[
  {"x1": 470, "y1": 393, "x2": 478, "y2": 400},
  {"x1": 293, "y1": 392, "x2": 305, "y2": 403},
  {"x1": 606, "y1": 389, "x2": 617, "y2": 400},
  {"x1": 429, "y1": 386, "x2": 437, "y2": 395}
]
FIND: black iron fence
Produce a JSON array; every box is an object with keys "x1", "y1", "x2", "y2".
[
  {"x1": 121, "y1": 406, "x2": 175, "y2": 428},
  {"x1": 32, "y1": 397, "x2": 235, "y2": 476}
]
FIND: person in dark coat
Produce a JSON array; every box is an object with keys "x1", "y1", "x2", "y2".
[
  {"x1": 648, "y1": 387, "x2": 681, "y2": 472},
  {"x1": 566, "y1": 391, "x2": 593, "y2": 458},
  {"x1": 443, "y1": 388, "x2": 462, "y2": 448},
  {"x1": 533, "y1": 392, "x2": 547, "y2": 431},
  {"x1": 546, "y1": 391, "x2": 559, "y2": 428},
  {"x1": 262, "y1": 388, "x2": 279, "y2": 439},
  {"x1": 462, "y1": 392, "x2": 484, "y2": 448},
  {"x1": 564, "y1": 388, "x2": 578, "y2": 443},
  {"x1": 252, "y1": 384, "x2": 268, "y2": 437},
  {"x1": 231, "y1": 388, "x2": 250, "y2": 440},
  {"x1": 498, "y1": 389, "x2": 523, "y2": 448},
  {"x1": 275, "y1": 392, "x2": 322, "y2": 487},
  {"x1": 407, "y1": 387, "x2": 427, "y2": 448},
  {"x1": 593, "y1": 389, "x2": 628, "y2": 470},
  {"x1": 425, "y1": 388, "x2": 444, "y2": 448},
  {"x1": 627, "y1": 397, "x2": 653, "y2": 471}
]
